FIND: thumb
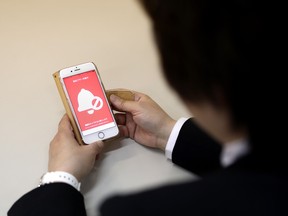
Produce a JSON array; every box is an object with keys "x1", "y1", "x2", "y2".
[
  {"x1": 110, "y1": 94, "x2": 137, "y2": 113},
  {"x1": 85, "y1": 141, "x2": 104, "y2": 156}
]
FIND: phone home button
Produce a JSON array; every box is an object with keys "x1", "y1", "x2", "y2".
[{"x1": 98, "y1": 132, "x2": 105, "y2": 139}]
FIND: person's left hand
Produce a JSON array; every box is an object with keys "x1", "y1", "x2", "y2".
[{"x1": 48, "y1": 114, "x2": 104, "y2": 182}]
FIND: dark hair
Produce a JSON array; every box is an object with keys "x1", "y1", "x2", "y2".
[{"x1": 140, "y1": 0, "x2": 285, "y2": 160}]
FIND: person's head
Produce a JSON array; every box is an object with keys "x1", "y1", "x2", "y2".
[{"x1": 140, "y1": 0, "x2": 284, "y2": 158}]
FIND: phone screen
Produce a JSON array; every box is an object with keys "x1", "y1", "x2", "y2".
[{"x1": 63, "y1": 70, "x2": 115, "y2": 136}]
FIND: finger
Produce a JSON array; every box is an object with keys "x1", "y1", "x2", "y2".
[
  {"x1": 110, "y1": 92, "x2": 145, "y2": 113},
  {"x1": 58, "y1": 114, "x2": 73, "y2": 134},
  {"x1": 79, "y1": 141, "x2": 104, "y2": 165},
  {"x1": 114, "y1": 113, "x2": 134, "y2": 138},
  {"x1": 125, "y1": 112, "x2": 136, "y2": 139},
  {"x1": 114, "y1": 113, "x2": 126, "y2": 125},
  {"x1": 57, "y1": 115, "x2": 79, "y2": 145},
  {"x1": 110, "y1": 90, "x2": 148, "y2": 111},
  {"x1": 85, "y1": 141, "x2": 104, "y2": 155},
  {"x1": 110, "y1": 94, "x2": 139, "y2": 113},
  {"x1": 118, "y1": 125, "x2": 129, "y2": 138}
]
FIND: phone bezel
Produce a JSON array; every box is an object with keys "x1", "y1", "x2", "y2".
[{"x1": 59, "y1": 62, "x2": 119, "y2": 144}]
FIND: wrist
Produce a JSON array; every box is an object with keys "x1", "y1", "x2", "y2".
[{"x1": 38, "y1": 171, "x2": 81, "y2": 191}]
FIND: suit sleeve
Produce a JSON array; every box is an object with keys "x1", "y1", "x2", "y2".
[
  {"x1": 172, "y1": 118, "x2": 222, "y2": 175},
  {"x1": 8, "y1": 183, "x2": 87, "y2": 216}
]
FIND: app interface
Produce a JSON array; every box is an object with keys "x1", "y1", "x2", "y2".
[{"x1": 63, "y1": 70, "x2": 115, "y2": 135}]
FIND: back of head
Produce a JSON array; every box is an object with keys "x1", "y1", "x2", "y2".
[{"x1": 140, "y1": 0, "x2": 286, "y2": 162}]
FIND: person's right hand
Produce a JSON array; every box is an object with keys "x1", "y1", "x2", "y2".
[{"x1": 110, "y1": 91, "x2": 176, "y2": 151}]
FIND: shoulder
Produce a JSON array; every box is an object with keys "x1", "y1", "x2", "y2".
[{"x1": 100, "y1": 158, "x2": 288, "y2": 216}]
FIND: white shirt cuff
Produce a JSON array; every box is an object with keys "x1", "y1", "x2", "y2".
[{"x1": 165, "y1": 117, "x2": 190, "y2": 160}]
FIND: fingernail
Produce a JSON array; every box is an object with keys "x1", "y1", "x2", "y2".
[{"x1": 110, "y1": 94, "x2": 119, "y2": 102}]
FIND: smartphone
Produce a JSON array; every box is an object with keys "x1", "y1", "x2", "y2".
[{"x1": 59, "y1": 62, "x2": 119, "y2": 144}]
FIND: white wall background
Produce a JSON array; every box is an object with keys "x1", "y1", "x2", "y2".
[{"x1": 0, "y1": 1, "x2": 192, "y2": 215}]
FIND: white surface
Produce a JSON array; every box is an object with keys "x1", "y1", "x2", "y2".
[{"x1": 0, "y1": 1, "x2": 193, "y2": 215}]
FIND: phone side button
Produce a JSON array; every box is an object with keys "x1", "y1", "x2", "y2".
[{"x1": 98, "y1": 132, "x2": 105, "y2": 139}]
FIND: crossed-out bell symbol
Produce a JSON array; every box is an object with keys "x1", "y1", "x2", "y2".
[{"x1": 77, "y1": 88, "x2": 103, "y2": 114}]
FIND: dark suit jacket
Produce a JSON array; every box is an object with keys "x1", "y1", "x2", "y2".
[{"x1": 8, "y1": 119, "x2": 288, "y2": 216}]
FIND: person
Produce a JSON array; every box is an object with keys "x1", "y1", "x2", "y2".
[{"x1": 8, "y1": 0, "x2": 287, "y2": 215}]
